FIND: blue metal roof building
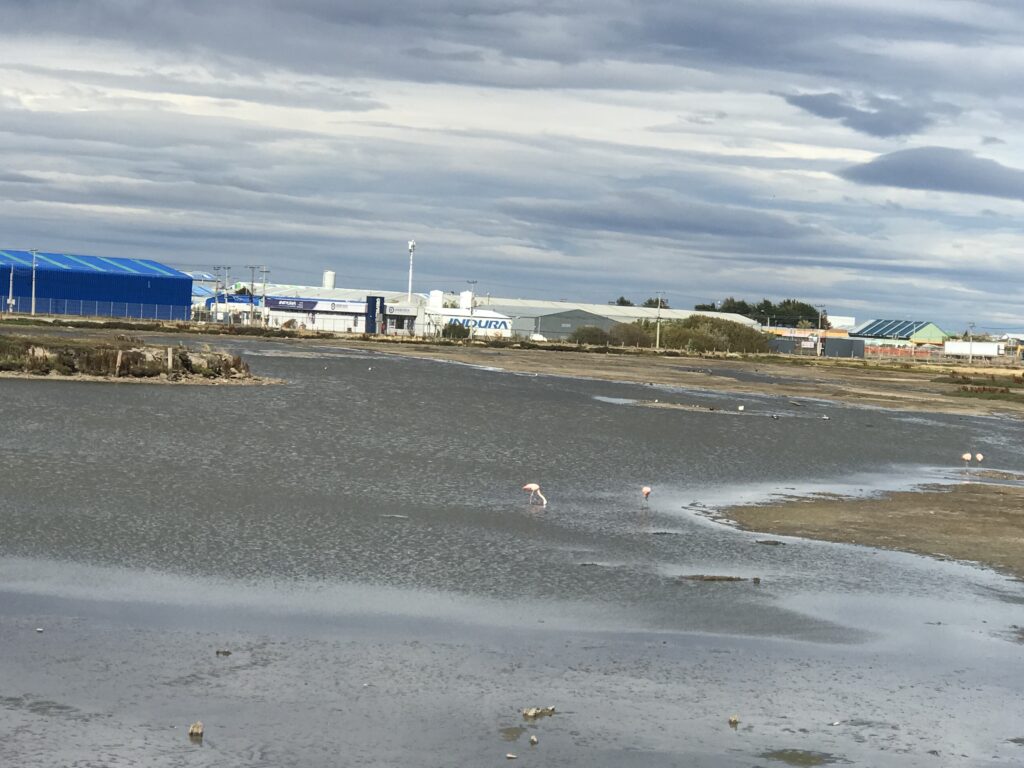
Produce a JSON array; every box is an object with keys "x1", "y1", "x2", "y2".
[
  {"x1": 850, "y1": 319, "x2": 949, "y2": 345},
  {"x1": 0, "y1": 249, "x2": 192, "y2": 320}
]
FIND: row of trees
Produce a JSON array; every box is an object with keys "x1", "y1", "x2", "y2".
[
  {"x1": 613, "y1": 296, "x2": 669, "y2": 308},
  {"x1": 569, "y1": 316, "x2": 770, "y2": 353},
  {"x1": 693, "y1": 297, "x2": 829, "y2": 328},
  {"x1": 612, "y1": 295, "x2": 827, "y2": 328}
]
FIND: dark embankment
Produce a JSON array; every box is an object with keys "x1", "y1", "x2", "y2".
[{"x1": 0, "y1": 333, "x2": 256, "y2": 383}]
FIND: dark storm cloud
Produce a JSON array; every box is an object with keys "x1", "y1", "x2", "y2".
[
  {"x1": 839, "y1": 147, "x2": 1024, "y2": 201},
  {"x1": 781, "y1": 92, "x2": 954, "y2": 137}
]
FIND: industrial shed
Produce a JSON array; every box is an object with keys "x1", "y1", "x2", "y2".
[
  {"x1": 850, "y1": 319, "x2": 949, "y2": 346},
  {"x1": 0, "y1": 249, "x2": 192, "y2": 320},
  {"x1": 487, "y1": 307, "x2": 616, "y2": 340}
]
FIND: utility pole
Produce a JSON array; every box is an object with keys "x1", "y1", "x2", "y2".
[
  {"x1": 212, "y1": 266, "x2": 222, "y2": 320},
  {"x1": 7, "y1": 264, "x2": 14, "y2": 314},
  {"x1": 654, "y1": 291, "x2": 665, "y2": 351},
  {"x1": 246, "y1": 264, "x2": 258, "y2": 325},
  {"x1": 467, "y1": 279, "x2": 477, "y2": 341},
  {"x1": 30, "y1": 249, "x2": 37, "y2": 315},
  {"x1": 212, "y1": 265, "x2": 231, "y2": 322},
  {"x1": 407, "y1": 240, "x2": 416, "y2": 302},
  {"x1": 259, "y1": 266, "x2": 270, "y2": 327},
  {"x1": 222, "y1": 267, "x2": 231, "y2": 324},
  {"x1": 968, "y1": 322, "x2": 975, "y2": 365},
  {"x1": 816, "y1": 305, "x2": 826, "y2": 356}
]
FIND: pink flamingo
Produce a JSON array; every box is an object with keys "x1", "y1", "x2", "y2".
[
  {"x1": 642, "y1": 486, "x2": 652, "y2": 502},
  {"x1": 522, "y1": 483, "x2": 547, "y2": 507},
  {"x1": 961, "y1": 452, "x2": 972, "y2": 469}
]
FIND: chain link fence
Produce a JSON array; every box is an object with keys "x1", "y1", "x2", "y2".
[{"x1": 1, "y1": 295, "x2": 189, "y2": 321}]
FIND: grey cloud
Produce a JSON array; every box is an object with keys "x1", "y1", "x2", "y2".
[
  {"x1": 405, "y1": 47, "x2": 485, "y2": 63},
  {"x1": 3, "y1": 2, "x2": 1024, "y2": 327},
  {"x1": 782, "y1": 92, "x2": 953, "y2": 137},
  {"x1": 839, "y1": 147, "x2": 1024, "y2": 200},
  {"x1": 981, "y1": 136, "x2": 1005, "y2": 145},
  {"x1": 0, "y1": 171, "x2": 43, "y2": 184},
  {"x1": 0, "y1": 104, "x2": 317, "y2": 151},
  {"x1": 2, "y1": 64, "x2": 383, "y2": 112},
  {"x1": 502, "y1": 192, "x2": 808, "y2": 241},
  {"x1": 3, "y1": 0, "x2": 1023, "y2": 96}
]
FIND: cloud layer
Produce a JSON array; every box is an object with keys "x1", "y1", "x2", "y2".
[{"x1": 1, "y1": 1, "x2": 1024, "y2": 329}]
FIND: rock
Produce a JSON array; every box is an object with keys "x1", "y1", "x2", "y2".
[
  {"x1": 35, "y1": 627, "x2": 44, "y2": 633},
  {"x1": 728, "y1": 715, "x2": 740, "y2": 727},
  {"x1": 752, "y1": 577, "x2": 761, "y2": 585},
  {"x1": 506, "y1": 753, "x2": 517, "y2": 759},
  {"x1": 529, "y1": 735, "x2": 538, "y2": 746},
  {"x1": 521, "y1": 706, "x2": 556, "y2": 719},
  {"x1": 756, "y1": 539, "x2": 785, "y2": 546},
  {"x1": 188, "y1": 721, "x2": 204, "y2": 739},
  {"x1": 215, "y1": 649, "x2": 232, "y2": 657}
]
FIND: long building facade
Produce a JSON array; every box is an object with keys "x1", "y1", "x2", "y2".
[{"x1": 0, "y1": 249, "x2": 192, "y2": 320}]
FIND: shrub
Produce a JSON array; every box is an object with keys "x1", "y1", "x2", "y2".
[
  {"x1": 568, "y1": 325, "x2": 610, "y2": 345},
  {"x1": 441, "y1": 322, "x2": 470, "y2": 340},
  {"x1": 609, "y1": 322, "x2": 653, "y2": 347},
  {"x1": 659, "y1": 316, "x2": 770, "y2": 353}
]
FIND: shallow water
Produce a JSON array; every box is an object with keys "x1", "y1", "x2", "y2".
[{"x1": 1, "y1": 339, "x2": 1023, "y2": 766}]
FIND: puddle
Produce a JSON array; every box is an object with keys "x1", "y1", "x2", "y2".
[
  {"x1": 760, "y1": 749, "x2": 847, "y2": 766},
  {"x1": 592, "y1": 396, "x2": 637, "y2": 405}
]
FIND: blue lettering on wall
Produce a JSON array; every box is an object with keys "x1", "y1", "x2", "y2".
[{"x1": 447, "y1": 318, "x2": 510, "y2": 330}]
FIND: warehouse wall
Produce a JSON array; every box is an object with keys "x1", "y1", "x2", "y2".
[{"x1": 1, "y1": 265, "x2": 191, "y2": 320}]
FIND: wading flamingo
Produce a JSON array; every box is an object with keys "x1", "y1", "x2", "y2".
[
  {"x1": 961, "y1": 451, "x2": 972, "y2": 469},
  {"x1": 642, "y1": 486, "x2": 652, "y2": 502},
  {"x1": 523, "y1": 483, "x2": 547, "y2": 507}
]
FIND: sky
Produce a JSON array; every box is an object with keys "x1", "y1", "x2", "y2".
[{"x1": 1, "y1": 1, "x2": 1023, "y2": 332}]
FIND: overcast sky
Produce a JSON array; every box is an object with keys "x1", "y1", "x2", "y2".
[{"x1": 2, "y1": 1, "x2": 1023, "y2": 331}]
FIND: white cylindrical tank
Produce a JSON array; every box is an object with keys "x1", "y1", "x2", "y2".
[
  {"x1": 459, "y1": 290, "x2": 474, "y2": 310},
  {"x1": 428, "y1": 290, "x2": 444, "y2": 309},
  {"x1": 322, "y1": 270, "x2": 336, "y2": 289}
]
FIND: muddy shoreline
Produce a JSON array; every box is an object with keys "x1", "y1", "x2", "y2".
[
  {"x1": 0, "y1": 370, "x2": 276, "y2": 385},
  {"x1": 719, "y1": 479, "x2": 1024, "y2": 580},
  {"x1": 328, "y1": 340, "x2": 1024, "y2": 417}
]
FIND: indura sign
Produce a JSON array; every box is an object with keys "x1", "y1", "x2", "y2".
[{"x1": 447, "y1": 317, "x2": 511, "y2": 331}]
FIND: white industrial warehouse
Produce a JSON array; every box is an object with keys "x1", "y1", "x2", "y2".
[{"x1": 199, "y1": 270, "x2": 758, "y2": 340}]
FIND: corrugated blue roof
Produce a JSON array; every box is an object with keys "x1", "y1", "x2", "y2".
[
  {"x1": 851, "y1": 319, "x2": 929, "y2": 339},
  {"x1": 0, "y1": 249, "x2": 190, "y2": 280}
]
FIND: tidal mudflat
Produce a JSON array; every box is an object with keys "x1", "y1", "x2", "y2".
[{"x1": 1, "y1": 339, "x2": 1022, "y2": 766}]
